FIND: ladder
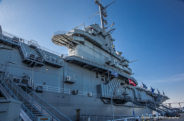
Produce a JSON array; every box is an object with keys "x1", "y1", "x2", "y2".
[{"x1": 29, "y1": 40, "x2": 46, "y2": 59}]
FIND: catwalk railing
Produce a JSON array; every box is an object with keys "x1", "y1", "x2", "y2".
[
  {"x1": 63, "y1": 53, "x2": 131, "y2": 77},
  {"x1": 34, "y1": 84, "x2": 155, "y2": 102},
  {"x1": 81, "y1": 114, "x2": 180, "y2": 121},
  {"x1": 81, "y1": 115, "x2": 137, "y2": 121},
  {"x1": 1, "y1": 31, "x2": 62, "y2": 56}
]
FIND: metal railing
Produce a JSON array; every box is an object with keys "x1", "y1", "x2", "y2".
[
  {"x1": 45, "y1": 55, "x2": 63, "y2": 66},
  {"x1": 81, "y1": 114, "x2": 180, "y2": 121},
  {"x1": 63, "y1": 53, "x2": 131, "y2": 78},
  {"x1": 32, "y1": 83, "x2": 159, "y2": 102},
  {"x1": 3, "y1": 74, "x2": 68, "y2": 121},
  {"x1": 0, "y1": 31, "x2": 20, "y2": 45},
  {"x1": 33, "y1": 84, "x2": 114, "y2": 98},
  {"x1": 29, "y1": 40, "x2": 46, "y2": 58},
  {"x1": 19, "y1": 42, "x2": 27, "y2": 57},
  {"x1": 40, "y1": 46, "x2": 61, "y2": 56},
  {"x1": 35, "y1": 84, "x2": 71, "y2": 94},
  {"x1": 19, "y1": 40, "x2": 44, "y2": 63},
  {"x1": 113, "y1": 116, "x2": 180, "y2": 121},
  {"x1": 18, "y1": 45, "x2": 44, "y2": 63},
  {"x1": 23, "y1": 85, "x2": 72, "y2": 121},
  {"x1": 81, "y1": 115, "x2": 138, "y2": 121},
  {"x1": 53, "y1": 31, "x2": 68, "y2": 36},
  {"x1": 1, "y1": 30, "x2": 63, "y2": 57},
  {"x1": 0, "y1": 75, "x2": 35, "y2": 120}
]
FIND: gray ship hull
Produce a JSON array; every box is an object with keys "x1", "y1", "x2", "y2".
[
  {"x1": 0, "y1": 40, "x2": 152, "y2": 120},
  {"x1": 36, "y1": 92, "x2": 152, "y2": 120},
  {"x1": 0, "y1": 20, "x2": 175, "y2": 120}
]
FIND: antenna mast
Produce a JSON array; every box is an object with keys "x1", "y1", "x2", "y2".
[
  {"x1": 98, "y1": 2, "x2": 105, "y2": 29},
  {"x1": 91, "y1": 0, "x2": 116, "y2": 29}
]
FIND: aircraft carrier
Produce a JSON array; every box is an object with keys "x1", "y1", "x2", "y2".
[{"x1": 0, "y1": 0, "x2": 178, "y2": 121}]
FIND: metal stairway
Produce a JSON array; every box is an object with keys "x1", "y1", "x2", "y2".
[
  {"x1": 0, "y1": 73, "x2": 72, "y2": 121},
  {"x1": 28, "y1": 40, "x2": 63, "y2": 68},
  {"x1": 0, "y1": 82, "x2": 12, "y2": 99},
  {"x1": 0, "y1": 76, "x2": 35, "y2": 120},
  {"x1": 19, "y1": 42, "x2": 27, "y2": 60},
  {"x1": 19, "y1": 41, "x2": 45, "y2": 67},
  {"x1": 29, "y1": 40, "x2": 46, "y2": 59}
]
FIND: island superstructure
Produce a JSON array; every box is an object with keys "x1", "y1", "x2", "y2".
[{"x1": 0, "y1": 0, "x2": 178, "y2": 121}]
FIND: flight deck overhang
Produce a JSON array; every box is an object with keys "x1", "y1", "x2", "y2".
[
  {"x1": 52, "y1": 31, "x2": 75, "y2": 49},
  {"x1": 52, "y1": 29, "x2": 102, "y2": 49},
  {"x1": 64, "y1": 56, "x2": 138, "y2": 85}
]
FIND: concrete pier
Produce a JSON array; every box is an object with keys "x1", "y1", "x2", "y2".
[{"x1": 157, "y1": 113, "x2": 184, "y2": 121}]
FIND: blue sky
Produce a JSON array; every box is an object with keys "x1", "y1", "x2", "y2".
[{"x1": 0, "y1": 0, "x2": 184, "y2": 105}]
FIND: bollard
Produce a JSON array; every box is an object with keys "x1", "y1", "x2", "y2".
[
  {"x1": 88, "y1": 117, "x2": 90, "y2": 121},
  {"x1": 142, "y1": 114, "x2": 144, "y2": 121},
  {"x1": 146, "y1": 114, "x2": 149, "y2": 121}
]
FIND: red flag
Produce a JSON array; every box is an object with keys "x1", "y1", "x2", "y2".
[{"x1": 129, "y1": 79, "x2": 136, "y2": 86}]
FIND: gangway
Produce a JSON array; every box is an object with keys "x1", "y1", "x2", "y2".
[
  {"x1": 0, "y1": 83, "x2": 12, "y2": 99},
  {"x1": 0, "y1": 73, "x2": 72, "y2": 121}
]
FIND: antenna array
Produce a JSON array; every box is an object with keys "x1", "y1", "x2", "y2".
[{"x1": 90, "y1": 0, "x2": 116, "y2": 30}]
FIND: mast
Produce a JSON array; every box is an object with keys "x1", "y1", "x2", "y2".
[
  {"x1": 98, "y1": 4, "x2": 105, "y2": 29},
  {"x1": 91, "y1": 0, "x2": 116, "y2": 29}
]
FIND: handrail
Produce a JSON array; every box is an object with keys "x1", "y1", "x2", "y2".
[
  {"x1": 29, "y1": 40, "x2": 46, "y2": 59},
  {"x1": 2, "y1": 30, "x2": 63, "y2": 57},
  {"x1": 19, "y1": 42, "x2": 27, "y2": 57},
  {"x1": 3, "y1": 75, "x2": 44, "y2": 115},
  {"x1": 147, "y1": 102, "x2": 176, "y2": 116},
  {"x1": 24, "y1": 84, "x2": 72, "y2": 121},
  {"x1": 40, "y1": 46, "x2": 61, "y2": 56},
  {"x1": 5, "y1": 74, "x2": 62, "y2": 121},
  {"x1": 34, "y1": 84, "x2": 71, "y2": 94},
  {"x1": 64, "y1": 54, "x2": 131, "y2": 78},
  {"x1": 0, "y1": 77, "x2": 35, "y2": 120}
]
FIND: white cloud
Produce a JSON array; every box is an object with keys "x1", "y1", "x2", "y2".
[{"x1": 154, "y1": 73, "x2": 184, "y2": 82}]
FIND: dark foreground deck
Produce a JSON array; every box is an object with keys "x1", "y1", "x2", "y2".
[{"x1": 157, "y1": 113, "x2": 184, "y2": 121}]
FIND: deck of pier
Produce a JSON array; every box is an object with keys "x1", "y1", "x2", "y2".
[{"x1": 157, "y1": 113, "x2": 184, "y2": 121}]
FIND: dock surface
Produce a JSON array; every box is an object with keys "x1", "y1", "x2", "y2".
[{"x1": 158, "y1": 113, "x2": 184, "y2": 121}]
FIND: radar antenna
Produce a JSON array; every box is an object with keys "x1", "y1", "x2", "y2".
[
  {"x1": 90, "y1": 0, "x2": 116, "y2": 29},
  {"x1": 129, "y1": 60, "x2": 138, "y2": 63}
]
